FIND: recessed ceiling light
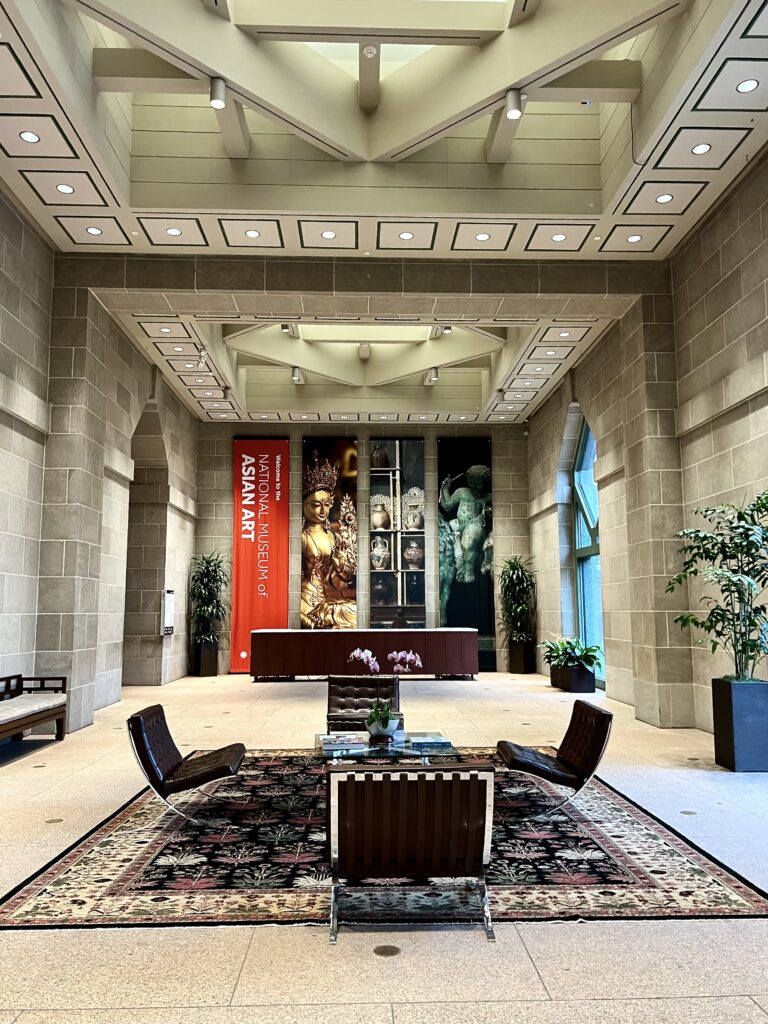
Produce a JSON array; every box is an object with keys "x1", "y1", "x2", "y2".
[
  {"x1": 219, "y1": 413, "x2": 228, "y2": 418},
  {"x1": 173, "y1": 345, "x2": 184, "y2": 352},
  {"x1": 498, "y1": 415, "x2": 507, "y2": 419},
  {"x1": 159, "y1": 327, "x2": 172, "y2": 334},
  {"x1": 204, "y1": 390, "x2": 213, "y2": 396},
  {"x1": 85, "y1": 226, "x2": 102, "y2": 236},
  {"x1": 56, "y1": 183, "x2": 75, "y2": 194},
  {"x1": 420, "y1": 415, "x2": 428, "y2": 420},
  {"x1": 506, "y1": 405, "x2": 515, "y2": 410},
  {"x1": 655, "y1": 193, "x2": 673, "y2": 204},
  {"x1": 184, "y1": 362, "x2": 194, "y2": 368},
  {"x1": 340, "y1": 415, "x2": 348, "y2": 420},
  {"x1": 475, "y1": 232, "x2": 491, "y2": 241},
  {"x1": 19, "y1": 130, "x2": 40, "y2": 143},
  {"x1": 546, "y1": 350, "x2": 556, "y2": 356},
  {"x1": 551, "y1": 233, "x2": 567, "y2": 242},
  {"x1": 559, "y1": 331, "x2": 570, "y2": 338},
  {"x1": 593, "y1": 235, "x2": 602, "y2": 241},
  {"x1": 691, "y1": 143, "x2": 711, "y2": 155},
  {"x1": 301, "y1": 415, "x2": 308, "y2": 419},
  {"x1": 627, "y1": 234, "x2": 642, "y2": 243},
  {"x1": 245, "y1": 229, "x2": 260, "y2": 239},
  {"x1": 514, "y1": 393, "x2": 522, "y2": 398},
  {"x1": 736, "y1": 78, "x2": 759, "y2": 94},
  {"x1": 459, "y1": 415, "x2": 467, "y2": 420},
  {"x1": 523, "y1": 381, "x2": 532, "y2": 386},
  {"x1": 399, "y1": 231, "x2": 414, "y2": 240},
  {"x1": 195, "y1": 377, "x2": 204, "y2": 383},
  {"x1": 321, "y1": 230, "x2": 336, "y2": 240},
  {"x1": 534, "y1": 366, "x2": 542, "y2": 371},
  {"x1": 212, "y1": 403, "x2": 220, "y2": 407},
  {"x1": 166, "y1": 227, "x2": 182, "y2": 236},
  {"x1": 260, "y1": 414, "x2": 269, "y2": 419}
]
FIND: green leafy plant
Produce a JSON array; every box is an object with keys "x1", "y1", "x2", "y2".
[
  {"x1": 189, "y1": 552, "x2": 230, "y2": 646},
  {"x1": 539, "y1": 636, "x2": 602, "y2": 671},
  {"x1": 366, "y1": 698, "x2": 392, "y2": 727},
  {"x1": 498, "y1": 556, "x2": 537, "y2": 643},
  {"x1": 666, "y1": 492, "x2": 768, "y2": 681}
]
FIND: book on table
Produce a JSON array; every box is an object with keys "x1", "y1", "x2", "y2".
[{"x1": 402, "y1": 732, "x2": 453, "y2": 750}]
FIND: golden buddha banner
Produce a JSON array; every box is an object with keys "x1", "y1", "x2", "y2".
[
  {"x1": 301, "y1": 437, "x2": 357, "y2": 629},
  {"x1": 230, "y1": 439, "x2": 290, "y2": 670}
]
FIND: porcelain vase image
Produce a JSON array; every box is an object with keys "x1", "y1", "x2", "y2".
[
  {"x1": 403, "y1": 539, "x2": 424, "y2": 569},
  {"x1": 404, "y1": 503, "x2": 425, "y2": 530},
  {"x1": 370, "y1": 536, "x2": 391, "y2": 570},
  {"x1": 371, "y1": 503, "x2": 391, "y2": 530}
]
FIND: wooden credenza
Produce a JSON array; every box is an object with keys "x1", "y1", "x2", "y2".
[{"x1": 250, "y1": 628, "x2": 478, "y2": 679}]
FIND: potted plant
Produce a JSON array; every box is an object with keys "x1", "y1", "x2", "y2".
[
  {"x1": 498, "y1": 556, "x2": 537, "y2": 673},
  {"x1": 189, "y1": 552, "x2": 229, "y2": 677},
  {"x1": 539, "y1": 636, "x2": 602, "y2": 692},
  {"x1": 347, "y1": 647, "x2": 420, "y2": 741},
  {"x1": 666, "y1": 493, "x2": 768, "y2": 772},
  {"x1": 366, "y1": 698, "x2": 399, "y2": 742}
]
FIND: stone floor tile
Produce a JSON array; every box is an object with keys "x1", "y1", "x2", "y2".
[
  {"x1": 391, "y1": 996, "x2": 768, "y2": 1023},
  {"x1": 516, "y1": 919, "x2": 768, "y2": 1000},
  {"x1": 232, "y1": 924, "x2": 547, "y2": 1005},
  {"x1": 0, "y1": 927, "x2": 253, "y2": 1009},
  {"x1": 15, "y1": 1005, "x2": 393, "y2": 1024}
]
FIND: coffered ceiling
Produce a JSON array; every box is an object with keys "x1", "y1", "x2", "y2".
[{"x1": 0, "y1": 0, "x2": 765, "y2": 261}]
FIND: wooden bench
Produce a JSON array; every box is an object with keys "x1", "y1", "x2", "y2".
[{"x1": 0, "y1": 675, "x2": 68, "y2": 744}]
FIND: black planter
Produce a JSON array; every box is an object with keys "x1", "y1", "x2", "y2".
[
  {"x1": 550, "y1": 665, "x2": 596, "y2": 693},
  {"x1": 712, "y1": 677, "x2": 768, "y2": 772},
  {"x1": 509, "y1": 640, "x2": 537, "y2": 674},
  {"x1": 192, "y1": 641, "x2": 219, "y2": 677}
]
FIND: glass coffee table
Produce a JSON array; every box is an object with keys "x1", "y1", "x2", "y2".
[{"x1": 315, "y1": 731, "x2": 459, "y2": 765}]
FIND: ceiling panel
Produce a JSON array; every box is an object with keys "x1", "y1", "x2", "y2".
[
  {"x1": 219, "y1": 218, "x2": 284, "y2": 248},
  {"x1": 377, "y1": 221, "x2": 438, "y2": 250},
  {"x1": 451, "y1": 222, "x2": 516, "y2": 251},
  {"x1": 524, "y1": 223, "x2": 594, "y2": 252},
  {"x1": 56, "y1": 216, "x2": 129, "y2": 245},
  {"x1": 139, "y1": 217, "x2": 207, "y2": 246},
  {"x1": 623, "y1": 180, "x2": 707, "y2": 216},
  {"x1": 20, "y1": 169, "x2": 106, "y2": 207},
  {"x1": 0, "y1": 114, "x2": 75, "y2": 158}
]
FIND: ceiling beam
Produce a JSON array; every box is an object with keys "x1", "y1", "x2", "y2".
[
  {"x1": 485, "y1": 103, "x2": 525, "y2": 164},
  {"x1": 92, "y1": 47, "x2": 205, "y2": 93},
  {"x1": 506, "y1": 0, "x2": 541, "y2": 27},
  {"x1": 358, "y1": 43, "x2": 381, "y2": 113},
  {"x1": 233, "y1": 0, "x2": 507, "y2": 44},
  {"x1": 367, "y1": 0, "x2": 688, "y2": 161},
  {"x1": 526, "y1": 59, "x2": 642, "y2": 103},
  {"x1": 215, "y1": 90, "x2": 251, "y2": 158},
  {"x1": 72, "y1": 0, "x2": 368, "y2": 159},
  {"x1": 200, "y1": 0, "x2": 230, "y2": 19}
]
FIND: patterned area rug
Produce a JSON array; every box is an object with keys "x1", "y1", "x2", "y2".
[{"x1": 1, "y1": 748, "x2": 767, "y2": 929}]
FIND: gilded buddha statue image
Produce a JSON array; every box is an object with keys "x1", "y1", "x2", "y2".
[{"x1": 300, "y1": 450, "x2": 357, "y2": 629}]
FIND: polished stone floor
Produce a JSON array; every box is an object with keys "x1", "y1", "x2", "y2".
[{"x1": 1, "y1": 673, "x2": 768, "y2": 1023}]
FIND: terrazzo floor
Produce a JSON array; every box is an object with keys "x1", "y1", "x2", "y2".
[{"x1": 1, "y1": 672, "x2": 768, "y2": 1023}]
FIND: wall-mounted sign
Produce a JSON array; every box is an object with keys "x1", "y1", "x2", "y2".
[
  {"x1": 230, "y1": 439, "x2": 290, "y2": 670},
  {"x1": 162, "y1": 590, "x2": 174, "y2": 635}
]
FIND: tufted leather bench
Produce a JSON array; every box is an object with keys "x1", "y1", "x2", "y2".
[
  {"x1": 326, "y1": 675, "x2": 404, "y2": 732},
  {"x1": 0, "y1": 674, "x2": 67, "y2": 744}
]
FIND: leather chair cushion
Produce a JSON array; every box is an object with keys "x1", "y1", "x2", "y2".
[
  {"x1": 163, "y1": 743, "x2": 246, "y2": 796},
  {"x1": 327, "y1": 676, "x2": 399, "y2": 714},
  {"x1": 496, "y1": 740, "x2": 581, "y2": 788}
]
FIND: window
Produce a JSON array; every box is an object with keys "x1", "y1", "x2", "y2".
[{"x1": 573, "y1": 423, "x2": 604, "y2": 686}]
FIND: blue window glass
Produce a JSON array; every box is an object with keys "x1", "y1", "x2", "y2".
[{"x1": 573, "y1": 423, "x2": 604, "y2": 686}]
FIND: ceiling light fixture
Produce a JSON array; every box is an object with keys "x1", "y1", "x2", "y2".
[
  {"x1": 212, "y1": 403, "x2": 221, "y2": 408},
  {"x1": 245, "y1": 229, "x2": 260, "y2": 239},
  {"x1": 291, "y1": 366, "x2": 304, "y2": 384},
  {"x1": 321, "y1": 230, "x2": 336, "y2": 240},
  {"x1": 362, "y1": 44, "x2": 378, "y2": 59},
  {"x1": 459, "y1": 415, "x2": 467, "y2": 420},
  {"x1": 85, "y1": 226, "x2": 102, "y2": 236},
  {"x1": 559, "y1": 331, "x2": 571, "y2": 337},
  {"x1": 166, "y1": 227, "x2": 182, "y2": 237},
  {"x1": 504, "y1": 88, "x2": 523, "y2": 121},
  {"x1": 173, "y1": 345, "x2": 184, "y2": 352},
  {"x1": 219, "y1": 413, "x2": 228, "y2": 418},
  {"x1": 656, "y1": 193, "x2": 673, "y2": 204},
  {"x1": 425, "y1": 367, "x2": 439, "y2": 385},
  {"x1": 498, "y1": 415, "x2": 507, "y2": 420},
  {"x1": 19, "y1": 130, "x2": 39, "y2": 143},
  {"x1": 420, "y1": 415, "x2": 428, "y2": 420},
  {"x1": 534, "y1": 366, "x2": 543, "y2": 371},
  {"x1": 514, "y1": 393, "x2": 522, "y2": 398},
  {"x1": 195, "y1": 377, "x2": 204, "y2": 383},
  {"x1": 159, "y1": 326, "x2": 172, "y2": 334},
  {"x1": 523, "y1": 380, "x2": 532, "y2": 386},
  {"x1": 442, "y1": 325, "x2": 452, "y2": 335},
  {"x1": 210, "y1": 77, "x2": 227, "y2": 109},
  {"x1": 184, "y1": 362, "x2": 194, "y2": 369},
  {"x1": 399, "y1": 231, "x2": 414, "y2": 240},
  {"x1": 551, "y1": 233, "x2": 567, "y2": 242},
  {"x1": 204, "y1": 390, "x2": 213, "y2": 396},
  {"x1": 260, "y1": 415, "x2": 269, "y2": 419},
  {"x1": 475, "y1": 232, "x2": 491, "y2": 241},
  {"x1": 594, "y1": 235, "x2": 602, "y2": 241},
  {"x1": 56, "y1": 183, "x2": 74, "y2": 194},
  {"x1": 280, "y1": 323, "x2": 291, "y2": 333},
  {"x1": 627, "y1": 234, "x2": 642, "y2": 243},
  {"x1": 546, "y1": 350, "x2": 556, "y2": 356},
  {"x1": 736, "y1": 78, "x2": 759, "y2": 93},
  {"x1": 691, "y1": 143, "x2": 711, "y2": 155}
]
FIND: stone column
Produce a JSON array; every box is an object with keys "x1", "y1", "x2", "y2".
[
  {"x1": 37, "y1": 290, "x2": 106, "y2": 731},
  {"x1": 623, "y1": 297, "x2": 695, "y2": 727}
]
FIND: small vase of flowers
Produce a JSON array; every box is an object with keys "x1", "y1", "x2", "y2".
[{"x1": 346, "y1": 647, "x2": 423, "y2": 742}]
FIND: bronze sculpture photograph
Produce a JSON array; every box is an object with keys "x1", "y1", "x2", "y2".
[{"x1": 301, "y1": 443, "x2": 357, "y2": 629}]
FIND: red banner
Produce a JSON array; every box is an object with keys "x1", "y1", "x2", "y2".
[{"x1": 230, "y1": 439, "x2": 290, "y2": 671}]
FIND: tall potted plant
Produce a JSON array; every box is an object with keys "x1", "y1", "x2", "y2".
[
  {"x1": 498, "y1": 556, "x2": 537, "y2": 673},
  {"x1": 189, "y1": 552, "x2": 229, "y2": 677},
  {"x1": 666, "y1": 492, "x2": 768, "y2": 772}
]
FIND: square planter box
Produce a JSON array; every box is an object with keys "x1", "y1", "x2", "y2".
[
  {"x1": 509, "y1": 640, "x2": 537, "y2": 674},
  {"x1": 712, "y1": 677, "x2": 768, "y2": 772},
  {"x1": 550, "y1": 665, "x2": 596, "y2": 693},
  {"x1": 192, "y1": 641, "x2": 219, "y2": 677}
]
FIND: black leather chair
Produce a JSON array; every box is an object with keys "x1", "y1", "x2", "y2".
[
  {"x1": 497, "y1": 700, "x2": 613, "y2": 812},
  {"x1": 127, "y1": 704, "x2": 245, "y2": 822},
  {"x1": 326, "y1": 675, "x2": 404, "y2": 732},
  {"x1": 327, "y1": 763, "x2": 496, "y2": 943}
]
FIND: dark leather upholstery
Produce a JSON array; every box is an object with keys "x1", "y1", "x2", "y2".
[
  {"x1": 328, "y1": 763, "x2": 494, "y2": 881},
  {"x1": 326, "y1": 675, "x2": 404, "y2": 732},
  {"x1": 127, "y1": 704, "x2": 245, "y2": 799},
  {"x1": 497, "y1": 700, "x2": 613, "y2": 790}
]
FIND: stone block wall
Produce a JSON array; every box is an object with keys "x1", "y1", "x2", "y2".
[
  {"x1": 0, "y1": 194, "x2": 52, "y2": 678},
  {"x1": 673, "y1": 155, "x2": 768, "y2": 730}
]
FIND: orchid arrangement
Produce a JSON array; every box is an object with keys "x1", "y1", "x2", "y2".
[
  {"x1": 388, "y1": 649, "x2": 423, "y2": 674},
  {"x1": 347, "y1": 648, "x2": 380, "y2": 674}
]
